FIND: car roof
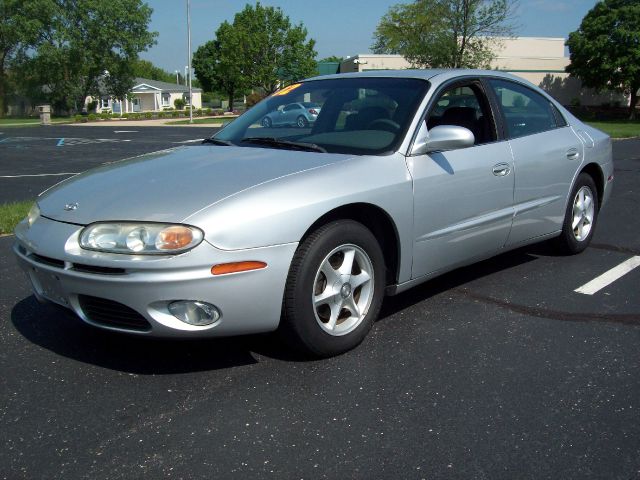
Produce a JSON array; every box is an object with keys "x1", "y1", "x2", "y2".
[{"x1": 305, "y1": 68, "x2": 532, "y2": 86}]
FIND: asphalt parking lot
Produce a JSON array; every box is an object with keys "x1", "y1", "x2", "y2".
[
  {"x1": 0, "y1": 125, "x2": 219, "y2": 203},
  {"x1": 1, "y1": 126, "x2": 639, "y2": 479}
]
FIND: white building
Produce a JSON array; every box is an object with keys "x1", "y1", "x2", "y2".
[
  {"x1": 339, "y1": 37, "x2": 626, "y2": 106},
  {"x1": 86, "y1": 77, "x2": 203, "y2": 113}
]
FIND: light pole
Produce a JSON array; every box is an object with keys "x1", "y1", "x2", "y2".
[
  {"x1": 187, "y1": 0, "x2": 193, "y2": 124},
  {"x1": 175, "y1": 70, "x2": 179, "y2": 85}
]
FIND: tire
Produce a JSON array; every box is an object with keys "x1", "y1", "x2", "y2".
[
  {"x1": 296, "y1": 115, "x2": 308, "y2": 128},
  {"x1": 555, "y1": 172, "x2": 599, "y2": 254},
  {"x1": 280, "y1": 220, "x2": 385, "y2": 357},
  {"x1": 262, "y1": 116, "x2": 272, "y2": 128}
]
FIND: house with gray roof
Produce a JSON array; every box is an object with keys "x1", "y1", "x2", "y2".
[{"x1": 87, "y1": 77, "x2": 202, "y2": 113}]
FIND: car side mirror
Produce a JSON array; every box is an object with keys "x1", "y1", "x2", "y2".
[{"x1": 410, "y1": 123, "x2": 475, "y2": 155}]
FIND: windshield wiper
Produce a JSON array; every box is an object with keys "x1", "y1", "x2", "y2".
[
  {"x1": 240, "y1": 137, "x2": 326, "y2": 153},
  {"x1": 202, "y1": 137, "x2": 234, "y2": 146}
]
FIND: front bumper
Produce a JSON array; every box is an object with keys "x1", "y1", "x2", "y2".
[{"x1": 14, "y1": 216, "x2": 297, "y2": 337}]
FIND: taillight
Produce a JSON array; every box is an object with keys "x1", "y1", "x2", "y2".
[{"x1": 308, "y1": 109, "x2": 318, "y2": 115}]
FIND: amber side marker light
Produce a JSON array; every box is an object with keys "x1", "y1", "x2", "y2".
[{"x1": 211, "y1": 261, "x2": 267, "y2": 275}]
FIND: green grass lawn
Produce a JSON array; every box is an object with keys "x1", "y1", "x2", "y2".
[
  {"x1": 0, "y1": 117, "x2": 72, "y2": 126},
  {"x1": 584, "y1": 120, "x2": 640, "y2": 139},
  {"x1": 165, "y1": 117, "x2": 236, "y2": 126},
  {"x1": 0, "y1": 200, "x2": 33, "y2": 235}
]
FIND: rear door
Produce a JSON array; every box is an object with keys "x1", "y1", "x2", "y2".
[
  {"x1": 410, "y1": 79, "x2": 515, "y2": 278},
  {"x1": 486, "y1": 78, "x2": 583, "y2": 246}
]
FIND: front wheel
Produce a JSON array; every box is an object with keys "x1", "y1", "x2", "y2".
[
  {"x1": 261, "y1": 116, "x2": 272, "y2": 128},
  {"x1": 555, "y1": 173, "x2": 599, "y2": 254},
  {"x1": 280, "y1": 220, "x2": 385, "y2": 357}
]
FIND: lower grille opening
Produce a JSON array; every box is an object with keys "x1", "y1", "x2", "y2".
[
  {"x1": 78, "y1": 295, "x2": 151, "y2": 331},
  {"x1": 72, "y1": 264, "x2": 126, "y2": 275},
  {"x1": 31, "y1": 253, "x2": 65, "y2": 269}
]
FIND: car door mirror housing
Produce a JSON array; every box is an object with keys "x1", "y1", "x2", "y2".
[{"x1": 411, "y1": 124, "x2": 475, "y2": 155}]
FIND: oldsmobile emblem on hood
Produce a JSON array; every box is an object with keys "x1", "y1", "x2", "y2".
[{"x1": 64, "y1": 202, "x2": 79, "y2": 211}]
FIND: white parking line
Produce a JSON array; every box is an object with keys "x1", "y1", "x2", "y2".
[
  {"x1": 174, "y1": 138, "x2": 204, "y2": 144},
  {"x1": 575, "y1": 256, "x2": 640, "y2": 295},
  {"x1": 0, "y1": 172, "x2": 78, "y2": 178},
  {"x1": 114, "y1": 130, "x2": 138, "y2": 133}
]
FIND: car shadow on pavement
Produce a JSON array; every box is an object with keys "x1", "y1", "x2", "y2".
[
  {"x1": 378, "y1": 242, "x2": 546, "y2": 320},
  {"x1": 10, "y1": 296, "x2": 308, "y2": 373}
]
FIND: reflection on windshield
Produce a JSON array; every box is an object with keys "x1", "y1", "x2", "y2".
[{"x1": 214, "y1": 77, "x2": 430, "y2": 155}]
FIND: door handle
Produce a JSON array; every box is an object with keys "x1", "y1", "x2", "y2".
[
  {"x1": 492, "y1": 163, "x2": 511, "y2": 177},
  {"x1": 566, "y1": 148, "x2": 580, "y2": 160}
]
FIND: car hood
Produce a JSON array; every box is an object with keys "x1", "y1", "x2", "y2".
[{"x1": 38, "y1": 146, "x2": 351, "y2": 225}]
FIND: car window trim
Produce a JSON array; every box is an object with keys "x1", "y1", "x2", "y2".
[
  {"x1": 485, "y1": 77, "x2": 568, "y2": 140},
  {"x1": 406, "y1": 76, "x2": 503, "y2": 155}
]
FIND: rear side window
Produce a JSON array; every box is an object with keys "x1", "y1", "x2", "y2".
[{"x1": 489, "y1": 79, "x2": 558, "y2": 138}]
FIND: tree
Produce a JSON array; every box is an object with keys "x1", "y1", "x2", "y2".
[
  {"x1": 566, "y1": 0, "x2": 640, "y2": 119},
  {"x1": 193, "y1": 22, "x2": 251, "y2": 112},
  {"x1": 0, "y1": 0, "x2": 55, "y2": 116},
  {"x1": 193, "y1": 1, "x2": 317, "y2": 109},
  {"x1": 132, "y1": 59, "x2": 175, "y2": 84},
  {"x1": 24, "y1": 0, "x2": 156, "y2": 113},
  {"x1": 235, "y1": 3, "x2": 317, "y2": 93},
  {"x1": 372, "y1": 0, "x2": 517, "y2": 69},
  {"x1": 319, "y1": 56, "x2": 344, "y2": 63}
]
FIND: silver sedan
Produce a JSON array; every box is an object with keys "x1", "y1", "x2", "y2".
[
  {"x1": 261, "y1": 102, "x2": 321, "y2": 128},
  {"x1": 14, "y1": 70, "x2": 613, "y2": 357}
]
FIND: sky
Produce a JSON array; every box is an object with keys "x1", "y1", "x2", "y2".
[{"x1": 141, "y1": 0, "x2": 600, "y2": 73}]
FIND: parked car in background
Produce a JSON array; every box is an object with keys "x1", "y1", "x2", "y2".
[
  {"x1": 14, "y1": 70, "x2": 613, "y2": 358},
  {"x1": 261, "y1": 102, "x2": 322, "y2": 128}
]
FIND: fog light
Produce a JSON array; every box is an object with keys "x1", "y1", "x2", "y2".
[{"x1": 168, "y1": 301, "x2": 221, "y2": 326}]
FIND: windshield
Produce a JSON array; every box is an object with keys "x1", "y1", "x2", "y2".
[{"x1": 213, "y1": 77, "x2": 430, "y2": 155}]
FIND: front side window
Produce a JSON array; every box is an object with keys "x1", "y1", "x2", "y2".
[
  {"x1": 162, "y1": 94, "x2": 170, "y2": 106},
  {"x1": 101, "y1": 98, "x2": 109, "y2": 109},
  {"x1": 489, "y1": 79, "x2": 558, "y2": 138},
  {"x1": 213, "y1": 77, "x2": 430, "y2": 155},
  {"x1": 427, "y1": 83, "x2": 497, "y2": 145}
]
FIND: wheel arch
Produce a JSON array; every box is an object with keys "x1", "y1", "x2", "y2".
[
  {"x1": 579, "y1": 163, "x2": 604, "y2": 210},
  {"x1": 299, "y1": 203, "x2": 401, "y2": 286}
]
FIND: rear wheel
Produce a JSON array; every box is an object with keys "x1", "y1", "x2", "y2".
[
  {"x1": 261, "y1": 116, "x2": 272, "y2": 128},
  {"x1": 281, "y1": 220, "x2": 385, "y2": 357},
  {"x1": 296, "y1": 115, "x2": 308, "y2": 128},
  {"x1": 555, "y1": 173, "x2": 599, "y2": 254}
]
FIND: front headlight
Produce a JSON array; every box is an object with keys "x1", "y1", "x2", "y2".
[
  {"x1": 27, "y1": 203, "x2": 40, "y2": 227},
  {"x1": 79, "y1": 223, "x2": 204, "y2": 255}
]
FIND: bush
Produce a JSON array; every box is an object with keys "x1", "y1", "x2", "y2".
[
  {"x1": 111, "y1": 113, "x2": 121, "y2": 119},
  {"x1": 171, "y1": 110, "x2": 180, "y2": 118},
  {"x1": 87, "y1": 113, "x2": 97, "y2": 122},
  {"x1": 74, "y1": 114, "x2": 83, "y2": 123},
  {"x1": 205, "y1": 108, "x2": 212, "y2": 116},
  {"x1": 100, "y1": 112, "x2": 110, "y2": 120},
  {"x1": 158, "y1": 111, "x2": 166, "y2": 119},
  {"x1": 195, "y1": 108, "x2": 203, "y2": 117},
  {"x1": 246, "y1": 92, "x2": 265, "y2": 107},
  {"x1": 174, "y1": 98, "x2": 185, "y2": 110},
  {"x1": 144, "y1": 111, "x2": 153, "y2": 119}
]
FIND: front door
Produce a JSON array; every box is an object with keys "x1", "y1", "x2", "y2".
[
  {"x1": 132, "y1": 98, "x2": 141, "y2": 112},
  {"x1": 410, "y1": 81, "x2": 515, "y2": 278}
]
